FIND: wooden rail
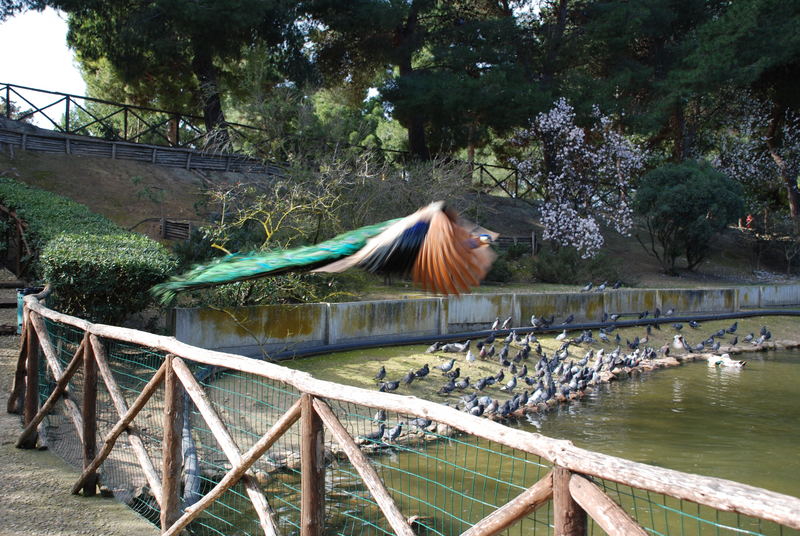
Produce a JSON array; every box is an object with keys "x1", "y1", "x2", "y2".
[
  {"x1": 9, "y1": 294, "x2": 800, "y2": 535},
  {"x1": 2, "y1": 83, "x2": 529, "y2": 201}
]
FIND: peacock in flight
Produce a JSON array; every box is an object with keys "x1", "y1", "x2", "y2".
[{"x1": 151, "y1": 201, "x2": 498, "y2": 304}]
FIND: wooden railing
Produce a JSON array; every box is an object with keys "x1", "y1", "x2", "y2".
[
  {"x1": 2, "y1": 83, "x2": 536, "y2": 202},
  {"x1": 2, "y1": 82, "x2": 264, "y2": 150},
  {"x1": 10, "y1": 291, "x2": 800, "y2": 535}
]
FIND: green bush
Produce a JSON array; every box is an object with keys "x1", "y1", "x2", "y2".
[
  {"x1": 634, "y1": 161, "x2": 744, "y2": 274},
  {"x1": 531, "y1": 247, "x2": 622, "y2": 284},
  {"x1": 0, "y1": 178, "x2": 176, "y2": 323}
]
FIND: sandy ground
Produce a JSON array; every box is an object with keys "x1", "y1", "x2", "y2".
[{"x1": 0, "y1": 284, "x2": 160, "y2": 536}]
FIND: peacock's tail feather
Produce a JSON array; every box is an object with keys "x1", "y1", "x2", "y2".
[{"x1": 151, "y1": 218, "x2": 399, "y2": 304}]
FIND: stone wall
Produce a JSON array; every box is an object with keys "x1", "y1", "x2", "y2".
[{"x1": 173, "y1": 284, "x2": 800, "y2": 356}]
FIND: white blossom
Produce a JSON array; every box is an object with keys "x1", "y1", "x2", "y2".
[
  {"x1": 712, "y1": 95, "x2": 800, "y2": 215},
  {"x1": 511, "y1": 99, "x2": 645, "y2": 258}
]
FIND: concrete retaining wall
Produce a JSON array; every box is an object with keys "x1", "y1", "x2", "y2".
[
  {"x1": 329, "y1": 299, "x2": 441, "y2": 344},
  {"x1": 173, "y1": 284, "x2": 800, "y2": 356}
]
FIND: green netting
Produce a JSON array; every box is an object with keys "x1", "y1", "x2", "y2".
[{"x1": 31, "y1": 317, "x2": 799, "y2": 536}]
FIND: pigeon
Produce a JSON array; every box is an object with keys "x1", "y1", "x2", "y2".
[
  {"x1": 581, "y1": 282, "x2": 593, "y2": 292},
  {"x1": 672, "y1": 323, "x2": 683, "y2": 331},
  {"x1": 455, "y1": 377, "x2": 470, "y2": 390},
  {"x1": 374, "y1": 366, "x2": 386, "y2": 381},
  {"x1": 402, "y1": 370, "x2": 416, "y2": 385},
  {"x1": 465, "y1": 349, "x2": 476, "y2": 363},
  {"x1": 503, "y1": 331, "x2": 515, "y2": 345},
  {"x1": 425, "y1": 341, "x2": 442, "y2": 353},
  {"x1": 500, "y1": 376, "x2": 517, "y2": 392},
  {"x1": 491, "y1": 317, "x2": 500, "y2": 331},
  {"x1": 555, "y1": 330, "x2": 568, "y2": 341},
  {"x1": 446, "y1": 367, "x2": 461, "y2": 379},
  {"x1": 638, "y1": 310, "x2": 649, "y2": 319},
  {"x1": 727, "y1": 322, "x2": 738, "y2": 334},
  {"x1": 414, "y1": 364, "x2": 430, "y2": 378},
  {"x1": 436, "y1": 359, "x2": 456, "y2": 372},
  {"x1": 379, "y1": 380, "x2": 400, "y2": 392},
  {"x1": 612, "y1": 280, "x2": 623, "y2": 289},
  {"x1": 360, "y1": 424, "x2": 386, "y2": 443},
  {"x1": 441, "y1": 340, "x2": 471, "y2": 353},
  {"x1": 438, "y1": 380, "x2": 456, "y2": 395},
  {"x1": 562, "y1": 314, "x2": 575, "y2": 325},
  {"x1": 665, "y1": 308, "x2": 675, "y2": 316},
  {"x1": 596, "y1": 281, "x2": 607, "y2": 292},
  {"x1": 501, "y1": 316, "x2": 513, "y2": 330},
  {"x1": 609, "y1": 313, "x2": 621, "y2": 321},
  {"x1": 373, "y1": 409, "x2": 386, "y2": 422},
  {"x1": 688, "y1": 320, "x2": 701, "y2": 329},
  {"x1": 384, "y1": 423, "x2": 403, "y2": 442},
  {"x1": 409, "y1": 417, "x2": 432, "y2": 430}
]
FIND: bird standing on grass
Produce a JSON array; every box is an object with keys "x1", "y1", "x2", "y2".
[{"x1": 151, "y1": 201, "x2": 497, "y2": 303}]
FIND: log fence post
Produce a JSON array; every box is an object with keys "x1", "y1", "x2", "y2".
[
  {"x1": 7, "y1": 308, "x2": 29, "y2": 414},
  {"x1": 161, "y1": 355, "x2": 185, "y2": 532},
  {"x1": 300, "y1": 394, "x2": 325, "y2": 536},
  {"x1": 81, "y1": 333, "x2": 98, "y2": 496},
  {"x1": 553, "y1": 466, "x2": 587, "y2": 536},
  {"x1": 19, "y1": 313, "x2": 40, "y2": 449}
]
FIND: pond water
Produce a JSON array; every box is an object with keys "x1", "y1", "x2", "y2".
[
  {"x1": 198, "y1": 347, "x2": 800, "y2": 535},
  {"x1": 516, "y1": 348, "x2": 800, "y2": 498}
]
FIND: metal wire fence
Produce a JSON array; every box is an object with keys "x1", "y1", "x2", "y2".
[{"x1": 11, "y1": 299, "x2": 799, "y2": 536}]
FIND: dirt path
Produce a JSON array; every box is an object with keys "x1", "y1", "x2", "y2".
[{"x1": 0, "y1": 286, "x2": 160, "y2": 535}]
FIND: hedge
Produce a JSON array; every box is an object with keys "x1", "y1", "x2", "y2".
[{"x1": 0, "y1": 177, "x2": 177, "y2": 323}]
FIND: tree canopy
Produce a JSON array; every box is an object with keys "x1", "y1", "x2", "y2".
[{"x1": 5, "y1": 0, "x2": 800, "y2": 257}]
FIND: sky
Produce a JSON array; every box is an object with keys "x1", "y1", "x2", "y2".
[{"x1": 0, "y1": 7, "x2": 86, "y2": 124}]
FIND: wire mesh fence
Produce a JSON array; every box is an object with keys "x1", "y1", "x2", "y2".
[{"x1": 12, "y1": 304, "x2": 799, "y2": 536}]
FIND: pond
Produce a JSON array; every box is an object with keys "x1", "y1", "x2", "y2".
[
  {"x1": 276, "y1": 341, "x2": 800, "y2": 535},
  {"x1": 518, "y1": 348, "x2": 800, "y2": 498}
]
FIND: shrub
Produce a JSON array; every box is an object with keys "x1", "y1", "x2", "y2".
[
  {"x1": 634, "y1": 161, "x2": 744, "y2": 274},
  {"x1": 531, "y1": 246, "x2": 622, "y2": 285},
  {"x1": 0, "y1": 178, "x2": 176, "y2": 323}
]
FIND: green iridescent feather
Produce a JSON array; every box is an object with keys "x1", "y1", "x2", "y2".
[{"x1": 151, "y1": 218, "x2": 401, "y2": 304}]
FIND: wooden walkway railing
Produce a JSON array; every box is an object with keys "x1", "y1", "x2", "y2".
[
  {"x1": 9, "y1": 291, "x2": 800, "y2": 535},
  {"x1": 2, "y1": 82, "x2": 538, "y2": 201}
]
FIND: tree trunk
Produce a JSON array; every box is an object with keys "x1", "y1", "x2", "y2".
[
  {"x1": 671, "y1": 106, "x2": 687, "y2": 162},
  {"x1": 396, "y1": 2, "x2": 430, "y2": 161},
  {"x1": 541, "y1": 0, "x2": 568, "y2": 89},
  {"x1": 766, "y1": 103, "x2": 800, "y2": 223},
  {"x1": 191, "y1": 49, "x2": 230, "y2": 149}
]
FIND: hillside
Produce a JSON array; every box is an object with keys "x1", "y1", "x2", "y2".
[{"x1": 0, "y1": 146, "x2": 795, "y2": 291}]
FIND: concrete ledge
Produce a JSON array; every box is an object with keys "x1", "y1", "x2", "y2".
[{"x1": 173, "y1": 284, "x2": 800, "y2": 355}]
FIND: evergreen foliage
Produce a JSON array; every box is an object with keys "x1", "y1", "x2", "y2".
[
  {"x1": 634, "y1": 161, "x2": 745, "y2": 274},
  {"x1": 0, "y1": 178, "x2": 176, "y2": 323}
]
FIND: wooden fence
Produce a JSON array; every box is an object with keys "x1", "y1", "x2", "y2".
[
  {"x1": 2, "y1": 82, "x2": 536, "y2": 201},
  {"x1": 9, "y1": 290, "x2": 800, "y2": 535}
]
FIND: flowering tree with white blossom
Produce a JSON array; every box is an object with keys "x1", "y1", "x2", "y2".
[
  {"x1": 713, "y1": 96, "x2": 800, "y2": 227},
  {"x1": 511, "y1": 98, "x2": 646, "y2": 258}
]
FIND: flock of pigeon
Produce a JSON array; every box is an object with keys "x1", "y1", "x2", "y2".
[{"x1": 361, "y1": 307, "x2": 773, "y2": 445}]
